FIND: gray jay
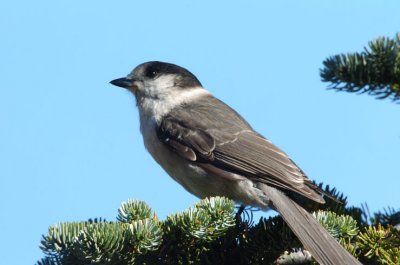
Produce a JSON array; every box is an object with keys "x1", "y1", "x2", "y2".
[{"x1": 110, "y1": 61, "x2": 361, "y2": 265}]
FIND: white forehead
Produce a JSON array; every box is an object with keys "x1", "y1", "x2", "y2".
[{"x1": 128, "y1": 63, "x2": 147, "y2": 78}]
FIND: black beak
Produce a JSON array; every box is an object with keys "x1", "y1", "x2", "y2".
[{"x1": 109, "y1": 77, "x2": 135, "y2": 89}]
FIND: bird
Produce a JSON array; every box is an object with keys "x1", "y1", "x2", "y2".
[{"x1": 110, "y1": 61, "x2": 361, "y2": 265}]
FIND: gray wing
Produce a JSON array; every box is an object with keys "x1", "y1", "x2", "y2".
[{"x1": 157, "y1": 95, "x2": 324, "y2": 203}]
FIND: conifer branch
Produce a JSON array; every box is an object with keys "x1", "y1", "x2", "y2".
[
  {"x1": 321, "y1": 34, "x2": 400, "y2": 102},
  {"x1": 37, "y1": 189, "x2": 400, "y2": 265}
]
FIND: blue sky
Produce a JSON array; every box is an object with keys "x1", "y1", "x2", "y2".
[{"x1": 1, "y1": 1, "x2": 399, "y2": 264}]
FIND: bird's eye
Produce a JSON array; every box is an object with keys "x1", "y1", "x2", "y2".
[{"x1": 146, "y1": 70, "x2": 157, "y2": 78}]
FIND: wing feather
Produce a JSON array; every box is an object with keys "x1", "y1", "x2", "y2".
[{"x1": 156, "y1": 96, "x2": 324, "y2": 203}]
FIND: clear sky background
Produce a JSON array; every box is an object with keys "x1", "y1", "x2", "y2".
[{"x1": 1, "y1": 1, "x2": 399, "y2": 264}]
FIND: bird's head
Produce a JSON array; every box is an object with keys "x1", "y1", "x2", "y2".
[
  {"x1": 110, "y1": 61, "x2": 208, "y2": 120},
  {"x1": 110, "y1": 61, "x2": 202, "y2": 100}
]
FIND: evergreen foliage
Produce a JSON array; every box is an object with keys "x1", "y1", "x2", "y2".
[
  {"x1": 38, "y1": 188, "x2": 400, "y2": 265},
  {"x1": 320, "y1": 34, "x2": 400, "y2": 101}
]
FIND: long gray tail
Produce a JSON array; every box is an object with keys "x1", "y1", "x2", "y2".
[{"x1": 260, "y1": 184, "x2": 362, "y2": 265}]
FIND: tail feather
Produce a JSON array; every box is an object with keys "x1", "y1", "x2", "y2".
[{"x1": 260, "y1": 184, "x2": 361, "y2": 265}]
